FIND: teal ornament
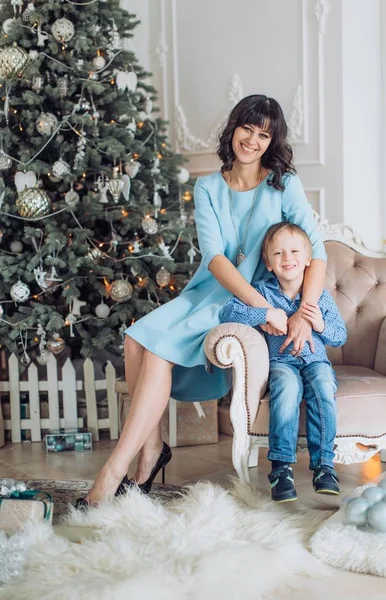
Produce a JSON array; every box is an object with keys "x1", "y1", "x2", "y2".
[
  {"x1": 345, "y1": 497, "x2": 369, "y2": 526},
  {"x1": 361, "y1": 486, "x2": 385, "y2": 506},
  {"x1": 367, "y1": 501, "x2": 386, "y2": 533}
]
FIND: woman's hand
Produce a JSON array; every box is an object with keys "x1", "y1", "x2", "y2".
[{"x1": 279, "y1": 309, "x2": 315, "y2": 356}]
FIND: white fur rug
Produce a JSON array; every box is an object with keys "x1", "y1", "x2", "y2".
[
  {"x1": 2, "y1": 482, "x2": 331, "y2": 600},
  {"x1": 311, "y1": 505, "x2": 386, "y2": 577}
]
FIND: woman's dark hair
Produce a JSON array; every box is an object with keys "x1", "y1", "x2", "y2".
[{"x1": 217, "y1": 95, "x2": 295, "y2": 191}]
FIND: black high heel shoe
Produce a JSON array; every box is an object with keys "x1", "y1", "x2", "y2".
[
  {"x1": 73, "y1": 442, "x2": 172, "y2": 510},
  {"x1": 115, "y1": 441, "x2": 172, "y2": 497}
]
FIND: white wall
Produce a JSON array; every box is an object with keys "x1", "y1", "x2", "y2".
[{"x1": 121, "y1": 0, "x2": 384, "y2": 251}]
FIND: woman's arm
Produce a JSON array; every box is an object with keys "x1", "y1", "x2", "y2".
[
  {"x1": 209, "y1": 255, "x2": 271, "y2": 308},
  {"x1": 280, "y1": 174, "x2": 327, "y2": 355}
]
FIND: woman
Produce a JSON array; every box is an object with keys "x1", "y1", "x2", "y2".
[{"x1": 76, "y1": 94, "x2": 327, "y2": 507}]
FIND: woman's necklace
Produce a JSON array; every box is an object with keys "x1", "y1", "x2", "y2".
[{"x1": 228, "y1": 170, "x2": 263, "y2": 266}]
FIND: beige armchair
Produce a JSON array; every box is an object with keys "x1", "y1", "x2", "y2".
[{"x1": 204, "y1": 224, "x2": 386, "y2": 482}]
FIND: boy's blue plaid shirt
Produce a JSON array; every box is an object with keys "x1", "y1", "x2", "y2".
[{"x1": 220, "y1": 275, "x2": 347, "y2": 366}]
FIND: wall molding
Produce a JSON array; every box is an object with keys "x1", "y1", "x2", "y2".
[
  {"x1": 166, "y1": 0, "x2": 327, "y2": 165},
  {"x1": 304, "y1": 186, "x2": 326, "y2": 220}
]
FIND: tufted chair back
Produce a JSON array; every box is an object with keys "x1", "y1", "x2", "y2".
[{"x1": 324, "y1": 241, "x2": 386, "y2": 369}]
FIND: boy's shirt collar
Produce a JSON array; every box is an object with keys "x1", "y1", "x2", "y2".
[{"x1": 264, "y1": 274, "x2": 302, "y2": 302}]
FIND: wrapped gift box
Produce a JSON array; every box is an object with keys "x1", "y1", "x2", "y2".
[
  {"x1": 44, "y1": 429, "x2": 92, "y2": 453},
  {"x1": 117, "y1": 382, "x2": 218, "y2": 447},
  {"x1": 0, "y1": 490, "x2": 53, "y2": 535},
  {"x1": 218, "y1": 404, "x2": 233, "y2": 437}
]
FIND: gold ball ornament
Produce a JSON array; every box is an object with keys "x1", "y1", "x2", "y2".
[
  {"x1": 142, "y1": 216, "x2": 158, "y2": 235},
  {"x1": 109, "y1": 280, "x2": 133, "y2": 303},
  {"x1": 10, "y1": 280, "x2": 30, "y2": 302},
  {"x1": 51, "y1": 18, "x2": 75, "y2": 43},
  {"x1": 36, "y1": 112, "x2": 58, "y2": 136},
  {"x1": 46, "y1": 333, "x2": 66, "y2": 355},
  {"x1": 156, "y1": 267, "x2": 171, "y2": 287},
  {"x1": 0, "y1": 44, "x2": 29, "y2": 79},
  {"x1": 16, "y1": 187, "x2": 51, "y2": 218}
]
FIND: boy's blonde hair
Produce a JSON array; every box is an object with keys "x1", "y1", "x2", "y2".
[{"x1": 261, "y1": 222, "x2": 312, "y2": 264}]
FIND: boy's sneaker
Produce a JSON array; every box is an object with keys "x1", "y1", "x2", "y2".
[
  {"x1": 313, "y1": 465, "x2": 340, "y2": 495},
  {"x1": 268, "y1": 465, "x2": 297, "y2": 502}
]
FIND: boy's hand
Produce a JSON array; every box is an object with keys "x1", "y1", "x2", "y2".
[
  {"x1": 301, "y1": 302, "x2": 324, "y2": 333},
  {"x1": 266, "y1": 308, "x2": 288, "y2": 335}
]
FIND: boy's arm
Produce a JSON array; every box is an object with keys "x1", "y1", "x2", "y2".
[
  {"x1": 220, "y1": 296, "x2": 269, "y2": 327},
  {"x1": 318, "y1": 291, "x2": 347, "y2": 347}
]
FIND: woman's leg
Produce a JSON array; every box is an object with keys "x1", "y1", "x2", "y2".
[
  {"x1": 86, "y1": 338, "x2": 174, "y2": 504},
  {"x1": 123, "y1": 336, "x2": 164, "y2": 484}
]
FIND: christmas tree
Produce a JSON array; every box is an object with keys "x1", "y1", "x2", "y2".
[{"x1": 0, "y1": 0, "x2": 198, "y2": 364}]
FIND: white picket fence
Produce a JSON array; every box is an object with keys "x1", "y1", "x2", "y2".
[{"x1": 0, "y1": 353, "x2": 118, "y2": 443}]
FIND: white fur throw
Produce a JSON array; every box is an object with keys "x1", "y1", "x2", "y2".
[{"x1": 2, "y1": 481, "x2": 330, "y2": 600}]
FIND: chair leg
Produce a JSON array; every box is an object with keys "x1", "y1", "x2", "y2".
[
  {"x1": 248, "y1": 445, "x2": 259, "y2": 468},
  {"x1": 232, "y1": 442, "x2": 251, "y2": 483},
  {"x1": 380, "y1": 449, "x2": 386, "y2": 463}
]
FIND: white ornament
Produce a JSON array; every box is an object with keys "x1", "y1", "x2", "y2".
[
  {"x1": 14, "y1": 171, "x2": 37, "y2": 193},
  {"x1": 65, "y1": 313, "x2": 77, "y2": 337},
  {"x1": 92, "y1": 55, "x2": 106, "y2": 70},
  {"x1": 51, "y1": 18, "x2": 75, "y2": 43},
  {"x1": 34, "y1": 266, "x2": 48, "y2": 289},
  {"x1": 29, "y1": 49, "x2": 39, "y2": 60},
  {"x1": 121, "y1": 174, "x2": 131, "y2": 201},
  {"x1": 52, "y1": 159, "x2": 71, "y2": 178},
  {"x1": 187, "y1": 246, "x2": 197, "y2": 264},
  {"x1": 177, "y1": 167, "x2": 190, "y2": 184},
  {"x1": 71, "y1": 298, "x2": 87, "y2": 316},
  {"x1": 3, "y1": 18, "x2": 16, "y2": 34},
  {"x1": 10, "y1": 240, "x2": 23, "y2": 253},
  {"x1": 96, "y1": 174, "x2": 109, "y2": 203},
  {"x1": 10, "y1": 281, "x2": 30, "y2": 303},
  {"x1": 95, "y1": 302, "x2": 110, "y2": 319},
  {"x1": 126, "y1": 118, "x2": 137, "y2": 135},
  {"x1": 115, "y1": 70, "x2": 137, "y2": 93},
  {"x1": 144, "y1": 95, "x2": 153, "y2": 116},
  {"x1": 36, "y1": 349, "x2": 50, "y2": 365},
  {"x1": 65, "y1": 189, "x2": 80, "y2": 208},
  {"x1": 124, "y1": 160, "x2": 140, "y2": 178}
]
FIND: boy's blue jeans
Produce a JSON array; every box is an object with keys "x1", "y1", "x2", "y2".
[{"x1": 267, "y1": 360, "x2": 337, "y2": 470}]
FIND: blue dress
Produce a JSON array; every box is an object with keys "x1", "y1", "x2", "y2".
[{"x1": 125, "y1": 171, "x2": 327, "y2": 402}]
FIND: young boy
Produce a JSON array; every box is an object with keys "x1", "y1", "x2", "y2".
[{"x1": 220, "y1": 222, "x2": 347, "y2": 502}]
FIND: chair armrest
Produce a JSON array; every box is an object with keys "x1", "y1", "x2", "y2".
[
  {"x1": 204, "y1": 323, "x2": 269, "y2": 433},
  {"x1": 375, "y1": 317, "x2": 386, "y2": 376}
]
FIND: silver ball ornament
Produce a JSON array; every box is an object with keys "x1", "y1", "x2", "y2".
[
  {"x1": 109, "y1": 280, "x2": 133, "y2": 303},
  {"x1": 29, "y1": 50, "x2": 39, "y2": 60},
  {"x1": 10, "y1": 240, "x2": 23, "y2": 253},
  {"x1": 46, "y1": 333, "x2": 65, "y2": 355},
  {"x1": 367, "y1": 501, "x2": 386, "y2": 532},
  {"x1": 345, "y1": 497, "x2": 369, "y2": 526},
  {"x1": 52, "y1": 159, "x2": 71, "y2": 178},
  {"x1": 95, "y1": 302, "x2": 110, "y2": 318},
  {"x1": 10, "y1": 281, "x2": 30, "y2": 303},
  {"x1": 156, "y1": 267, "x2": 171, "y2": 287},
  {"x1": 361, "y1": 486, "x2": 385, "y2": 506},
  {"x1": 65, "y1": 189, "x2": 80, "y2": 208},
  {"x1": 51, "y1": 18, "x2": 75, "y2": 43},
  {"x1": 36, "y1": 113, "x2": 58, "y2": 136},
  {"x1": 0, "y1": 44, "x2": 29, "y2": 78},
  {"x1": 142, "y1": 216, "x2": 158, "y2": 235},
  {"x1": 0, "y1": 151, "x2": 12, "y2": 170}
]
